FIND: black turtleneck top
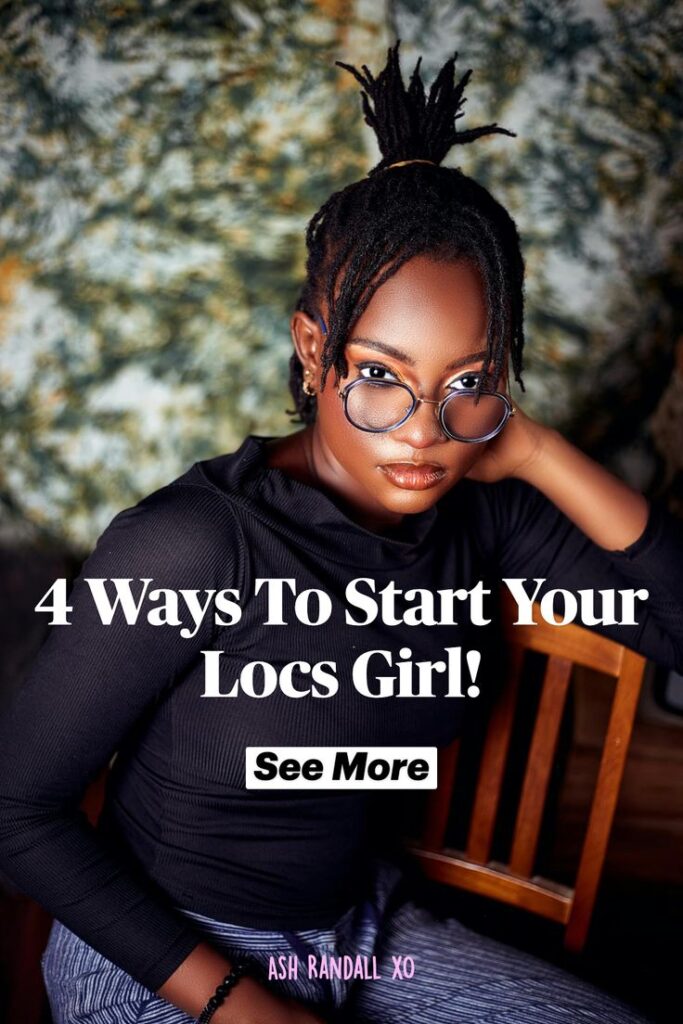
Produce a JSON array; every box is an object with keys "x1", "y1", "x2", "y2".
[{"x1": 1, "y1": 434, "x2": 682, "y2": 992}]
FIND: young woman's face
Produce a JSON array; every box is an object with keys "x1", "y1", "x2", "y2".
[{"x1": 304, "y1": 256, "x2": 505, "y2": 526}]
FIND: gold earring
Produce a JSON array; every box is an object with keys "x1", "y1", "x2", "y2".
[{"x1": 302, "y1": 368, "x2": 316, "y2": 397}]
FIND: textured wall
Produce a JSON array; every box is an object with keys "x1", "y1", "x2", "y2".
[{"x1": 1, "y1": 0, "x2": 680, "y2": 547}]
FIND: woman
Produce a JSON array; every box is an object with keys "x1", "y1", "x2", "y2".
[{"x1": 1, "y1": 43, "x2": 681, "y2": 1024}]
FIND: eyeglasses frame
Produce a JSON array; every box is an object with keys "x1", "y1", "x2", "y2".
[{"x1": 337, "y1": 376, "x2": 515, "y2": 444}]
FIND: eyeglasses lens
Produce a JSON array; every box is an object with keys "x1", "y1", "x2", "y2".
[
  {"x1": 346, "y1": 381, "x2": 414, "y2": 431},
  {"x1": 441, "y1": 391, "x2": 507, "y2": 440},
  {"x1": 345, "y1": 381, "x2": 506, "y2": 441}
]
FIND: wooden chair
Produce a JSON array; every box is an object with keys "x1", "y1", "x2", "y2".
[{"x1": 410, "y1": 590, "x2": 647, "y2": 953}]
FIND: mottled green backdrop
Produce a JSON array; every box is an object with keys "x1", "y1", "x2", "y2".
[{"x1": 1, "y1": 0, "x2": 681, "y2": 549}]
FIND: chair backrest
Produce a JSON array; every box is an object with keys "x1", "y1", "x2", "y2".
[{"x1": 411, "y1": 589, "x2": 647, "y2": 952}]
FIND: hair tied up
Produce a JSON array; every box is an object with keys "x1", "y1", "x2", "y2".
[
  {"x1": 336, "y1": 40, "x2": 516, "y2": 175},
  {"x1": 289, "y1": 41, "x2": 526, "y2": 424}
]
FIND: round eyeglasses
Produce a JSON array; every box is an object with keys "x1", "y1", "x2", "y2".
[{"x1": 337, "y1": 377, "x2": 514, "y2": 443}]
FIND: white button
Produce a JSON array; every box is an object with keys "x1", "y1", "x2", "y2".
[{"x1": 245, "y1": 747, "x2": 438, "y2": 790}]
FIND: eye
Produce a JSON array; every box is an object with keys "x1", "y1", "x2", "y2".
[
  {"x1": 448, "y1": 370, "x2": 482, "y2": 391},
  {"x1": 357, "y1": 362, "x2": 400, "y2": 382}
]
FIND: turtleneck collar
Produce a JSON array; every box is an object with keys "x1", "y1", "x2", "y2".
[{"x1": 202, "y1": 434, "x2": 440, "y2": 569}]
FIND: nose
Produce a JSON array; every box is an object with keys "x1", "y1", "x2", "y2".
[{"x1": 392, "y1": 396, "x2": 449, "y2": 450}]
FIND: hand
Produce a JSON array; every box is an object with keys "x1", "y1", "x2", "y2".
[
  {"x1": 219, "y1": 976, "x2": 327, "y2": 1024},
  {"x1": 465, "y1": 401, "x2": 552, "y2": 484}
]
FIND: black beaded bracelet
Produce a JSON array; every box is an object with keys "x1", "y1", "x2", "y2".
[{"x1": 197, "y1": 962, "x2": 250, "y2": 1024}]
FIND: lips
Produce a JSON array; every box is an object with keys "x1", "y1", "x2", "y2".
[{"x1": 378, "y1": 462, "x2": 447, "y2": 490}]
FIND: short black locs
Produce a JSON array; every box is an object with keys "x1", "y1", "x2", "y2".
[{"x1": 289, "y1": 41, "x2": 526, "y2": 424}]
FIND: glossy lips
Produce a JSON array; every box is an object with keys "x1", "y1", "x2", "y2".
[{"x1": 378, "y1": 462, "x2": 446, "y2": 490}]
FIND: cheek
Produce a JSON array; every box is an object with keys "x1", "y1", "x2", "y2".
[
  {"x1": 446, "y1": 443, "x2": 487, "y2": 475},
  {"x1": 316, "y1": 386, "x2": 382, "y2": 468},
  {"x1": 437, "y1": 443, "x2": 494, "y2": 491},
  {"x1": 315, "y1": 383, "x2": 347, "y2": 439}
]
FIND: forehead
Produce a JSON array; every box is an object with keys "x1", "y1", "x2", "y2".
[{"x1": 347, "y1": 256, "x2": 488, "y2": 365}]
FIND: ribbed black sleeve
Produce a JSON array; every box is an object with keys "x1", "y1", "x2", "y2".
[{"x1": 0, "y1": 481, "x2": 242, "y2": 991}]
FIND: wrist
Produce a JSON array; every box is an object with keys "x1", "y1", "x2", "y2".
[
  {"x1": 156, "y1": 942, "x2": 238, "y2": 1022},
  {"x1": 199, "y1": 964, "x2": 255, "y2": 1024},
  {"x1": 213, "y1": 976, "x2": 277, "y2": 1024}
]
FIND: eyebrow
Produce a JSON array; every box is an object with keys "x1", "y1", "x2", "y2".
[{"x1": 347, "y1": 337, "x2": 489, "y2": 372}]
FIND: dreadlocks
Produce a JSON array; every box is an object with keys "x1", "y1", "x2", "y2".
[{"x1": 289, "y1": 40, "x2": 525, "y2": 424}]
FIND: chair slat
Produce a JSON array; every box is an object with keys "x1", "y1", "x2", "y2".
[
  {"x1": 466, "y1": 645, "x2": 524, "y2": 863},
  {"x1": 412, "y1": 847, "x2": 572, "y2": 923},
  {"x1": 565, "y1": 648, "x2": 645, "y2": 951},
  {"x1": 509, "y1": 655, "x2": 573, "y2": 876}
]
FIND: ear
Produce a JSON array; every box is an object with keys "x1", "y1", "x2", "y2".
[{"x1": 290, "y1": 311, "x2": 325, "y2": 378}]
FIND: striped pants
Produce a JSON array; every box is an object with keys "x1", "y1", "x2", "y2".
[{"x1": 41, "y1": 860, "x2": 652, "y2": 1023}]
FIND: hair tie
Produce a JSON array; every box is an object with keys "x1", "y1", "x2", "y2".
[{"x1": 384, "y1": 158, "x2": 438, "y2": 171}]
